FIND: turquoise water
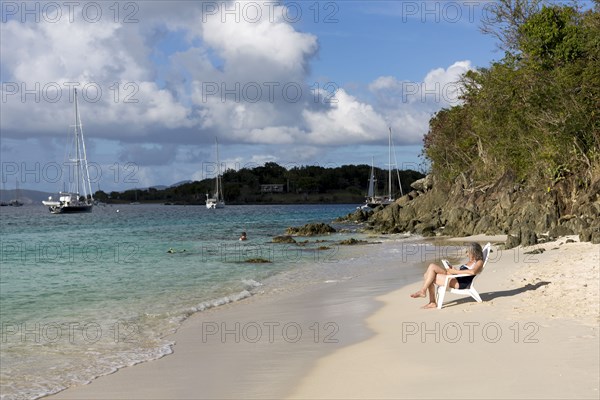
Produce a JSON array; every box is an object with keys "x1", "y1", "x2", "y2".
[{"x1": 1, "y1": 203, "x2": 376, "y2": 400}]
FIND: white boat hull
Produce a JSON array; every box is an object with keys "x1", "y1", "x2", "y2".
[
  {"x1": 43, "y1": 192, "x2": 93, "y2": 214},
  {"x1": 206, "y1": 199, "x2": 225, "y2": 209}
]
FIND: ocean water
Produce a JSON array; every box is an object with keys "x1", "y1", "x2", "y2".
[{"x1": 1, "y1": 203, "x2": 423, "y2": 400}]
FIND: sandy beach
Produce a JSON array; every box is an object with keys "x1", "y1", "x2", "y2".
[
  {"x1": 49, "y1": 236, "x2": 599, "y2": 399},
  {"x1": 290, "y1": 236, "x2": 599, "y2": 399}
]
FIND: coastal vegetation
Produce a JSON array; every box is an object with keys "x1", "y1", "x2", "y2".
[
  {"x1": 93, "y1": 163, "x2": 424, "y2": 205},
  {"x1": 425, "y1": 0, "x2": 599, "y2": 185},
  {"x1": 367, "y1": 0, "x2": 600, "y2": 243}
]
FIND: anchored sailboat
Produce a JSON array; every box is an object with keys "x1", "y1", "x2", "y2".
[
  {"x1": 42, "y1": 89, "x2": 94, "y2": 214},
  {"x1": 362, "y1": 127, "x2": 403, "y2": 209},
  {"x1": 206, "y1": 138, "x2": 225, "y2": 209},
  {"x1": 9, "y1": 179, "x2": 24, "y2": 207}
]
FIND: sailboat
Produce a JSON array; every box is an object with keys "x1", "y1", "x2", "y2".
[
  {"x1": 130, "y1": 188, "x2": 140, "y2": 205},
  {"x1": 362, "y1": 127, "x2": 403, "y2": 209},
  {"x1": 42, "y1": 89, "x2": 94, "y2": 214},
  {"x1": 205, "y1": 138, "x2": 225, "y2": 209},
  {"x1": 9, "y1": 179, "x2": 24, "y2": 207}
]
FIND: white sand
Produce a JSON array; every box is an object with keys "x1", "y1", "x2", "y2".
[{"x1": 289, "y1": 237, "x2": 599, "y2": 399}]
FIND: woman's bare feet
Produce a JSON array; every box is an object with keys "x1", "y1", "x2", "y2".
[
  {"x1": 421, "y1": 302, "x2": 437, "y2": 309},
  {"x1": 410, "y1": 290, "x2": 426, "y2": 298}
]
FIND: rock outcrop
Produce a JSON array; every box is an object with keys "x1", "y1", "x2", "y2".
[
  {"x1": 285, "y1": 222, "x2": 337, "y2": 236},
  {"x1": 367, "y1": 171, "x2": 600, "y2": 244}
]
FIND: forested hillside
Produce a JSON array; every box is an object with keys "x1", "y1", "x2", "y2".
[
  {"x1": 368, "y1": 0, "x2": 600, "y2": 243},
  {"x1": 425, "y1": 0, "x2": 599, "y2": 185},
  {"x1": 95, "y1": 162, "x2": 424, "y2": 205}
]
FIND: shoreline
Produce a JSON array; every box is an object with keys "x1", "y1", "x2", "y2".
[
  {"x1": 47, "y1": 236, "x2": 599, "y2": 399},
  {"x1": 289, "y1": 236, "x2": 599, "y2": 399},
  {"x1": 47, "y1": 237, "x2": 427, "y2": 399}
]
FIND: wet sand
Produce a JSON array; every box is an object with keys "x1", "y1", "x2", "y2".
[{"x1": 50, "y1": 236, "x2": 599, "y2": 399}]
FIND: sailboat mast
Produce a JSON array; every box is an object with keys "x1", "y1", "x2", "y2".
[
  {"x1": 74, "y1": 89, "x2": 81, "y2": 197},
  {"x1": 388, "y1": 127, "x2": 392, "y2": 199},
  {"x1": 215, "y1": 138, "x2": 221, "y2": 201},
  {"x1": 367, "y1": 156, "x2": 375, "y2": 198},
  {"x1": 77, "y1": 90, "x2": 93, "y2": 202}
]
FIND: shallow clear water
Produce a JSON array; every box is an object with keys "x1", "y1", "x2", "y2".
[{"x1": 1, "y1": 203, "x2": 386, "y2": 400}]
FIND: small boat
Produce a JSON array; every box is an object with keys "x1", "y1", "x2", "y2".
[
  {"x1": 361, "y1": 127, "x2": 403, "y2": 209},
  {"x1": 8, "y1": 180, "x2": 24, "y2": 206},
  {"x1": 206, "y1": 138, "x2": 225, "y2": 209},
  {"x1": 42, "y1": 89, "x2": 94, "y2": 214},
  {"x1": 130, "y1": 189, "x2": 141, "y2": 205}
]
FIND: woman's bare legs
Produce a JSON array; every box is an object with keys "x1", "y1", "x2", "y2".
[{"x1": 411, "y1": 263, "x2": 448, "y2": 308}]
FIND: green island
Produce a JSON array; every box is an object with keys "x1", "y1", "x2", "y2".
[{"x1": 93, "y1": 163, "x2": 424, "y2": 205}]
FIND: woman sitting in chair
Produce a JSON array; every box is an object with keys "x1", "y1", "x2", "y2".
[{"x1": 410, "y1": 242, "x2": 484, "y2": 309}]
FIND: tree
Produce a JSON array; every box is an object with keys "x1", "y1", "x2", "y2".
[
  {"x1": 480, "y1": 0, "x2": 544, "y2": 55},
  {"x1": 518, "y1": 5, "x2": 584, "y2": 69},
  {"x1": 424, "y1": 2, "x2": 599, "y2": 185}
]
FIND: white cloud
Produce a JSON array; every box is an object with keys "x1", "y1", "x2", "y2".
[
  {"x1": 303, "y1": 89, "x2": 388, "y2": 145},
  {"x1": 202, "y1": 3, "x2": 317, "y2": 81},
  {"x1": 0, "y1": 1, "x2": 473, "y2": 191},
  {"x1": 368, "y1": 76, "x2": 404, "y2": 92},
  {"x1": 366, "y1": 60, "x2": 474, "y2": 145}
]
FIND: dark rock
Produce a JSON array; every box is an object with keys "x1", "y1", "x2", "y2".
[
  {"x1": 505, "y1": 234, "x2": 520, "y2": 249},
  {"x1": 474, "y1": 215, "x2": 496, "y2": 234},
  {"x1": 549, "y1": 225, "x2": 574, "y2": 238},
  {"x1": 521, "y1": 230, "x2": 537, "y2": 246},
  {"x1": 286, "y1": 222, "x2": 336, "y2": 236},
  {"x1": 335, "y1": 209, "x2": 371, "y2": 223},
  {"x1": 536, "y1": 234, "x2": 552, "y2": 244},
  {"x1": 272, "y1": 235, "x2": 297, "y2": 244},
  {"x1": 245, "y1": 258, "x2": 271, "y2": 263},
  {"x1": 362, "y1": 167, "x2": 597, "y2": 240},
  {"x1": 407, "y1": 190, "x2": 420, "y2": 200},
  {"x1": 395, "y1": 195, "x2": 411, "y2": 207},
  {"x1": 580, "y1": 229, "x2": 592, "y2": 242},
  {"x1": 410, "y1": 174, "x2": 433, "y2": 192},
  {"x1": 524, "y1": 248, "x2": 545, "y2": 255},
  {"x1": 580, "y1": 226, "x2": 600, "y2": 243},
  {"x1": 339, "y1": 238, "x2": 368, "y2": 245},
  {"x1": 414, "y1": 223, "x2": 436, "y2": 237}
]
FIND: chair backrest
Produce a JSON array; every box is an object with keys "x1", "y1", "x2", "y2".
[
  {"x1": 481, "y1": 242, "x2": 492, "y2": 269},
  {"x1": 469, "y1": 243, "x2": 491, "y2": 287}
]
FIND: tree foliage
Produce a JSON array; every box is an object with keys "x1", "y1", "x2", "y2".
[
  {"x1": 101, "y1": 163, "x2": 424, "y2": 204},
  {"x1": 424, "y1": 1, "x2": 599, "y2": 185}
]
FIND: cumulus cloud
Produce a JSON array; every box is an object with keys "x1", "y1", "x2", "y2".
[
  {"x1": 367, "y1": 60, "x2": 474, "y2": 145},
  {"x1": 0, "y1": 1, "x2": 473, "y2": 191},
  {"x1": 303, "y1": 89, "x2": 388, "y2": 145}
]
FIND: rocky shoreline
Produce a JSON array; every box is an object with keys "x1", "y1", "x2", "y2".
[{"x1": 338, "y1": 172, "x2": 600, "y2": 246}]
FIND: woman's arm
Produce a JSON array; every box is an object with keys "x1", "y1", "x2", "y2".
[{"x1": 446, "y1": 260, "x2": 483, "y2": 275}]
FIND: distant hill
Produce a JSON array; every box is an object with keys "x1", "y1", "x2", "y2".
[
  {"x1": 94, "y1": 163, "x2": 425, "y2": 205},
  {"x1": 0, "y1": 189, "x2": 53, "y2": 205},
  {"x1": 169, "y1": 180, "x2": 192, "y2": 188}
]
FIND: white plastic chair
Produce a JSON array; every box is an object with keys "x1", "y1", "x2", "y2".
[{"x1": 436, "y1": 242, "x2": 492, "y2": 309}]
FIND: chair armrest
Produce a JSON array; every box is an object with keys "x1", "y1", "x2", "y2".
[
  {"x1": 440, "y1": 273, "x2": 472, "y2": 286},
  {"x1": 441, "y1": 259, "x2": 451, "y2": 269}
]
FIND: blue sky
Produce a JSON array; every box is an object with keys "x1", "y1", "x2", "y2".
[{"x1": 1, "y1": 1, "x2": 502, "y2": 193}]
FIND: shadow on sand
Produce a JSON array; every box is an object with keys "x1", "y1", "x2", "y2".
[{"x1": 442, "y1": 281, "x2": 551, "y2": 308}]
